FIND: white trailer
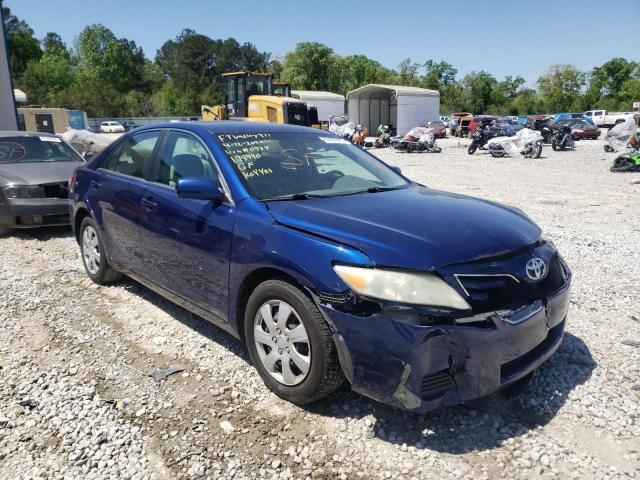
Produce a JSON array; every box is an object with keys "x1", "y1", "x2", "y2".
[
  {"x1": 291, "y1": 90, "x2": 345, "y2": 123},
  {"x1": 346, "y1": 84, "x2": 440, "y2": 136}
]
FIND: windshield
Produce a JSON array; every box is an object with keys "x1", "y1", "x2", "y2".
[
  {"x1": 215, "y1": 132, "x2": 409, "y2": 200},
  {"x1": 429, "y1": 120, "x2": 445, "y2": 126},
  {"x1": 246, "y1": 76, "x2": 270, "y2": 97},
  {"x1": 0, "y1": 136, "x2": 81, "y2": 164}
]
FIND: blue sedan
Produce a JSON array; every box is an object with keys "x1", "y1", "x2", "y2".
[{"x1": 70, "y1": 122, "x2": 571, "y2": 412}]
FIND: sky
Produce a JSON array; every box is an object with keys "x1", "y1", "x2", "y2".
[{"x1": 6, "y1": 0, "x2": 640, "y2": 84}]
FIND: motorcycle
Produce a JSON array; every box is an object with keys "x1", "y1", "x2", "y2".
[
  {"x1": 603, "y1": 119, "x2": 639, "y2": 152},
  {"x1": 527, "y1": 119, "x2": 554, "y2": 143},
  {"x1": 610, "y1": 152, "x2": 640, "y2": 172},
  {"x1": 328, "y1": 115, "x2": 367, "y2": 146},
  {"x1": 468, "y1": 121, "x2": 501, "y2": 154},
  {"x1": 373, "y1": 124, "x2": 395, "y2": 148},
  {"x1": 551, "y1": 125, "x2": 575, "y2": 151},
  {"x1": 391, "y1": 127, "x2": 441, "y2": 153},
  {"x1": 487, "y1": 128, "x2": 543, "y2": 158}
]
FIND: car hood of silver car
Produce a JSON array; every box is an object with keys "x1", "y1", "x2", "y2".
[{"x1": 0, "y1": 161, "x2": 81, "y2": 186}]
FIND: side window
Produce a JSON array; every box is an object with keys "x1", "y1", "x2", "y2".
[
  {"x1": 101, "y1": 131, "x2": 161, "y2": 179},
  {"x1": 154, "y1": 131, "x2": 219, "y2": 187}
]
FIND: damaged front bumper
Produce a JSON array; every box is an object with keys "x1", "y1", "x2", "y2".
[{"x1": 317, "y1": 267, "x2": 571, "y2": 413}]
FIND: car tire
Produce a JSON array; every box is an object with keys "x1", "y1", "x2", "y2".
[
  {"x1": 0, "y1": 224, "x2": 13, "y2": 237},
  {"x1": 79, "y1": 217, "x2": 122, "y2": 285},
  {"x1": 245, "y1": 279, "x2": 344, "y2": 405}
]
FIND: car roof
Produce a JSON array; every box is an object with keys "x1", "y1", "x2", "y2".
[
  {"x1": 0, "y1": 131, "x2": 56, "y2": 138},
  {"x1": 135, "y1": 121, "x2": 321, "y2": 135}
]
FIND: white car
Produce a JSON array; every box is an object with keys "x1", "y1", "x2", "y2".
[{"x1": 100, "y1": 121, "x2": 125, "y2": 133}]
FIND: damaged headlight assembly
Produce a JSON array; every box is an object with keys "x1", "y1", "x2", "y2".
[{"x1": 333, "y1": 265, "x2": 471, "y2": 311}]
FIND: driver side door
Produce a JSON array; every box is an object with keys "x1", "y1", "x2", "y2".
[{"x1": 138, "y1": 130, "x2": 235, "y2": 319}]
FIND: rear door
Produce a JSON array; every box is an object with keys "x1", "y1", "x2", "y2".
[
  {"x1": 139, "y1": 129, "x2": 235, "y2": 319},
  {"x1": 91, "y1": 130, "x2": 163, "y2": 272}
]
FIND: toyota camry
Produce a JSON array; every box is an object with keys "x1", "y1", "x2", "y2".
[{"x1": 69, "y1": 122, "x2": 571, "y2": 412}]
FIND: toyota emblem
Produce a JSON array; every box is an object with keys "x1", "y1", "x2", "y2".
[{"x1": 525, "y1": 257, "x2": 547, "y2": 280}]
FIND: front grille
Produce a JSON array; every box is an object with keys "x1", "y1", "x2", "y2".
[
  {"x1": 42, "y1": 182, "x2": 69, "y2": 199},
  {"x1": 420, "y1": 370, "x2": 455, "y2": 400},
  {"x1": 285, "y1": 103, "x2": 309, "y2": 126},
  {"x1": 455, "y1": 255, "x2": 567, "y2": 314}
]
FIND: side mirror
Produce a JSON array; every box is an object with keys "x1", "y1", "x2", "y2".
[
  {"x1": 81, "y1": 151, "x2": 94, "y2": 161},
  {"x1": 176, "y1": 177, "x2": 225, "y2": 203},
  {"x1": 390, "y1": 166, "x2": 402, "y2": 175}
]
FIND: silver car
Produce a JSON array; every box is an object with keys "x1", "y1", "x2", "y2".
[{"x1": 0, "y1": 131, "x2": 84, "y2": 236}]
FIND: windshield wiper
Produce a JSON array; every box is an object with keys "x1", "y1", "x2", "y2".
[
  {"x1": 365, "y1": 186, "x2": 399, "y2": 193},
  {"x1": 263, "y1": 193, "x2": 327, "y2": 201}
]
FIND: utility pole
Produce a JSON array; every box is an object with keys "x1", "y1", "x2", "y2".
[{"x1": 0, "y1": 1, "x2": 19, "y2": 131}]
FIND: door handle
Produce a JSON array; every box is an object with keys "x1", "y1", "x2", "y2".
[
  {"x1": 90, "y1": 180, "x2": 101, "y2": 189},
  {"x1": 140, "y1": 197, "x2": 158, "y2": 210}
]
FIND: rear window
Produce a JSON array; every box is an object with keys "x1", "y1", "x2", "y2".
[{"x1": 0, "y1": 136, "x2": 81, "y2": 164}]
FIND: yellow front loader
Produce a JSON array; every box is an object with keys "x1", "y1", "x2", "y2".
[{"x1": 201, "y1": 72, "x2": 315, "y2": 126}]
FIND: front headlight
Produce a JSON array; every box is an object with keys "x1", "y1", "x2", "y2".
[
  {"x1": 333, "y1": 265, "x2": 471, "y2": 310},
  {"x1": 3, "y1": 185, "x2": 45, "y2": 199}
]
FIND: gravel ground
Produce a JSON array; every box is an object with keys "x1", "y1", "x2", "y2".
[{"x1": 0, "y1": 136, "x2": 638, "y2": 480}]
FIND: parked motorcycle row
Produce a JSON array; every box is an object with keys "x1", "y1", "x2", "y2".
[{"x1": 328, "y1": 114, "x2": 640, "y2": 171}]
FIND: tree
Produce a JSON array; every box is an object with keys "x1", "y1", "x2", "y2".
[
  {"x1": 18, "y1": 32, "x2": 73, "y2": 105},
  {"x1": 459, "y1": 71, "x2": 498, "y2": 113},
  {"x1": 537, "y1": 64, "x2": 585, "y2": 113},
  {"x1": 422, "y1": 60, "x2": 457, "y2": 90},
  {"x1": 397, "y1": 58, "x2": 420, "y2": 86},
  {"x1": 74, "y1": 24, "x2": 146, "y2": 92},
  {"x1": 281, "y1": 42, "x2": 337, "y2": 91},
  {"x1": 2, "y1": 7, "x2": 42, "y2": 79}
]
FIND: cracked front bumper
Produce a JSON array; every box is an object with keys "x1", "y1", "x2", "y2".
[{"x1": 320, "y1": 278, "x2": 571, "y2": 413}]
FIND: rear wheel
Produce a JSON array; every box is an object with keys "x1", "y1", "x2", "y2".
[
  {"x1": 490, "y1": 149, "x2": 506, "y2": 158},
  {"x1": 79, "y1": 217, "x2": 122, "y2": 285},
  {"x1": 245, "y1": 280, "x2": 344, "y2": 404},
  {"x1": 0, "y1": 224, "x2": 13, "y2": 237}
]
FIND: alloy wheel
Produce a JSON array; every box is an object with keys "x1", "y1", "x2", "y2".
[
  {"x1": 253, "y1": 300, "x2": 311, "y2": 386},
  {"x1": 82, "y1": 225, "x2": 101, "y2": 275}
]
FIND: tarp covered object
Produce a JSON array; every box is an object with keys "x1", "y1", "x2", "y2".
[{"x1": 60, "y1": 129, "x2": 122, "y2": 155}]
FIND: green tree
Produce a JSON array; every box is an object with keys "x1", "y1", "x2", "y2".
[
  {"x1": 2, "y1": 6, "x2": 42, "y2": 79},
  {"x1": 281, "y1": 42, "x2": 337, "y2": 91},
  {"x1": 422, "y1": 60, "x2": 457, "y2": 90},
  {"x1": 74, "y1": 24, "x2": 146, "y2": 93},
  {"x1": 397, "y1": 58, "x2": 420, "y2": 86},
  {"x1": 459, "y1": 71, "x2": 498, "y2": 113},
  {"x1": 537, "y1": 64, "x2": 585, "y2": 113}
]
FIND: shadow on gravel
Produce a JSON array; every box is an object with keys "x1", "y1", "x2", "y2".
[
  {"x1": 307, "y1": 332, "x2": 596, "y2": 454},
  {"x1": 11, "y1": 225, "x2": 73, "y2": 241},
  {"x1": 116, "y1": 277, "x2": 251, "y2": 365}
]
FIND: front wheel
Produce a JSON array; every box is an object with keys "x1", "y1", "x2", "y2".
[
  {"x1": 551, "y1": 139, "x2": 560, "y2": 151},
  {"x1": 490, "y1": 149, "x2": 505, "y2": 158},
  {"x1": 467, "y1": 142, "x2": 478, "y2": 155},
  {"x1": 79, "y1": 217, "x2": 122, "y2": 285},
  {"x1": 245, "y1": 280, "x2": 344, "y2": 404}
]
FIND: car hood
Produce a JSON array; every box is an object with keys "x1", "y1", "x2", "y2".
[
  {"x1": 0, "y1": 161, "x2": 80, "y2": 185},
  {"x1": 266, "y1": 186, "x2": 541, "y2": 270}
]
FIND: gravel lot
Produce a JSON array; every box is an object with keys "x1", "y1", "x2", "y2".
[{"x1": 0, "y1": 136, "x2": 638, "y2": 480}]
